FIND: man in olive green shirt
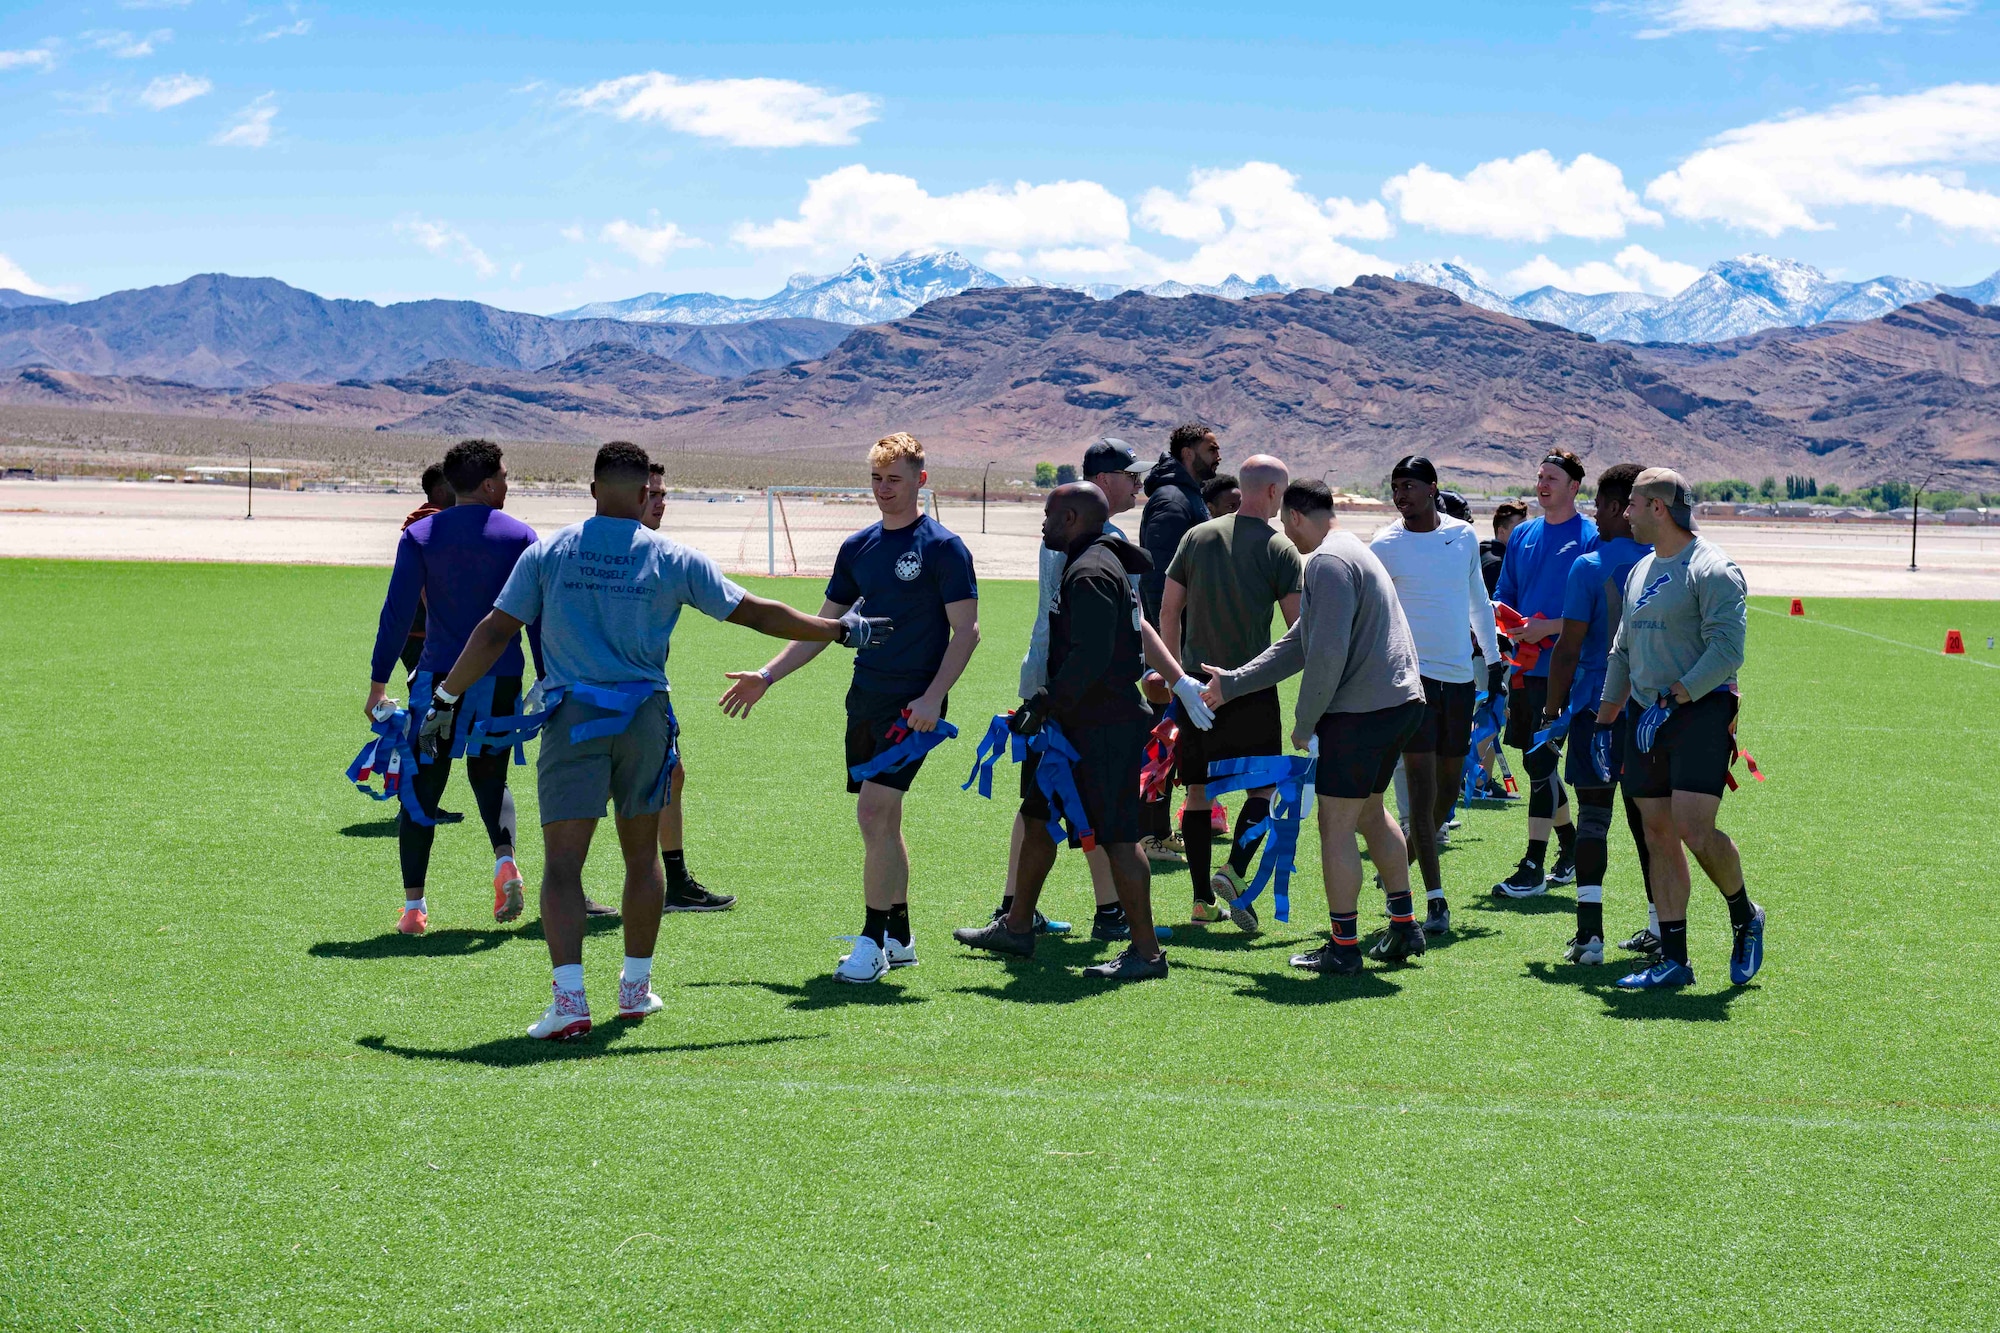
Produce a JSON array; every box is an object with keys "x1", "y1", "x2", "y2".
[{"x1": 1159, "y1": 454, "x2": 1303, "y2": 932}]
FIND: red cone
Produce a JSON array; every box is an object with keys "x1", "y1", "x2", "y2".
[
  {"x1": 1789, "y1": 598, "x2": 1804, "y2": 616},
  {"x1": 1945, "y1": 629, "x2": 1967, "y2": 655}
]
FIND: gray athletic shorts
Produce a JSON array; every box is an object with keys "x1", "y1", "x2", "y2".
[{"x1": 536, "y1": 691, "x2": 676, "y2": 824}]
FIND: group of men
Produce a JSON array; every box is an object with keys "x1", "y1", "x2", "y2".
[{"x1": 364, "y1": 425, "x2": 1764, "y2": 1040}]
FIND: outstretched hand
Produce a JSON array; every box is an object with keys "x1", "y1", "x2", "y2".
[
  {"x1": 719, "y1": 671, "x2": 770, "y2": 719},
  {"x1": 836, "y1": 599, "x2": 894, "y2": 649}
]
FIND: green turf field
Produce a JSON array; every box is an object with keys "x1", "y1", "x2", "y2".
[{"x1": 4, "y1": 559, "x2": 1998, "y2": 1330}]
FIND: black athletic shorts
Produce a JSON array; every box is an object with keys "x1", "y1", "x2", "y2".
[
  {"x1": 1032, "y1": 714, "x2": 1147, "y2": 848},
  {"x1": 1175, "y1": 687, "x2": 1282, "y2": 784},
  {"x1": 1620, "y1": 690, "x2": 1738, "y2": 800},
  {"x1": 844, "y1": 685, "x2": 948, "y2": 795},
  {"x1": 1404, "y1": 676, "x2": 1477, "y2": 758},
  {"x1": 1564, "y1": 709, "x2": 1621, "y2": 789},
  {"x1": 1313, "y1": 700, "x2": 1426, "y2": 799},
  {"x1": 1504, "y1": 675, "x2": 1550, "y2": 749}
]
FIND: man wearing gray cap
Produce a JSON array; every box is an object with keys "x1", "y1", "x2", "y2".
[{"x1": 1596, "y1": 467, "x2": 1762, "y2": 991}]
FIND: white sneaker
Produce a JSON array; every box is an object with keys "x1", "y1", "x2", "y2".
[
  {"x1": 1564, "y1": 935, "x2": 1606, "y2": 966},
  {"x1": 617, "y1": 980, "x2": 664, "y2": 1019},
  {"x1": 883, "y1": 936, "x2": 918, "y2": 969},
  {"x1": 528, "y1": 987, "x2": 592, "y2": 1040},
  {"x1": 833, "y1": 935, "x2": 887, "y2": 983}
]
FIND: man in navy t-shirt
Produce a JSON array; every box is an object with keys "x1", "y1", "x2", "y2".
[
  {"x1": 1492, "y1": 448, "x2": 1599, "y2": 898},
  {"x1": 721, "y1": 433, "x2": 981, "y2": 984}
]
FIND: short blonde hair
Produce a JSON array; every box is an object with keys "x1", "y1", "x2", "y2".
[{"x1": 869, "y1": 432, "x2": 925, "y2": 475}]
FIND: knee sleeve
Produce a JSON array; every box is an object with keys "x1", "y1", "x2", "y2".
[{"x1": 1576, "y1": 788, "x2": 1614, "y2": 842}]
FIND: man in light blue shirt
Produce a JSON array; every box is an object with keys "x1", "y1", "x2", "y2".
[{"x1": 431, "y1": 442, "x2": 891, "y2": 1041}]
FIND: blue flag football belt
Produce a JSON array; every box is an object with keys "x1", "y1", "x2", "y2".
[
  {"x1": 345, "y1": 706, "x2": 435, "y2": 827},
  {"x1": 1460, "y1": 687, "x2": 1508, "y2": 804},
  {"x1": 849, "y1": 709, "x2": 960, "y2": 784},
  {"x1": 1205, "y1": 754, "x2": 1315, "y2": 923},
  {"x1": 961, "y1": 714, "x2": 1096, "y2": 851}
]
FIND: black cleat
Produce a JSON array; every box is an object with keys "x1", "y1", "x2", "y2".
[
  {"x1": 1090, "y1": 910, "x2": 1130, "y2": 942},
  {"x1": 1081, "y1": 947, "x2": 1168, "y2": 981},
  {"x1": 665, "y1": 879, "x2": 736, "y2": 912},
  {"x1": 953, "y1": 919, "x2": 1036, "y2": 958},
  {"x1": 583, "y1": 896, "x2": 620, "y2": 918},
  {"x1": 433, "y1": 808, "x2": 465, "y2": 824},
  {"x1": 1291, "y1": 943, "x2": 1364, "y2": 975},
  {"x1": 1492, "y1": 859, "x2": 1549, "y2": 898},
  {"x1": 1367, "y1": 920, "x2": 1429, "y2": 963},
  {"x1": 1547, "y1": 850, "x2": 1577, "y2": 886},
  {"x1": 1423, "y1": 899, "x2": 1452, "y2": 935},
  {"x1": 1620, "y1": 928, "x2": 1663, "y2": 957}
]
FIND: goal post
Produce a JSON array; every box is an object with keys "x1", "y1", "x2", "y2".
[{"x1": 765, "y1": 487, "x2": 943, "y2": 576}]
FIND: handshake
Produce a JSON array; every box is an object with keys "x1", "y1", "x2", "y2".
[{"x1": 835, "y1": 599, "x2": 894, "y2": 649}]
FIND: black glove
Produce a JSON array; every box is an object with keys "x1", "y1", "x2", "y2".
[
  {"x1": 1009, "y1": 692, "x2": 1050, "y2": 737},
  {"x1": 835, "y1": 598, "x2": 895, "y2": 649},
  {"x1": 417, "y1": 691, "x2": 459, "y2": 760},
  {"x1": 1486, "y1": 660, "x2": 1506, "y2": 698}
]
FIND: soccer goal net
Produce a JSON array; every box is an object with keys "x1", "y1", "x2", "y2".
[{"x1": 762, "y1": 487, "x2": 944, "y2": 576}]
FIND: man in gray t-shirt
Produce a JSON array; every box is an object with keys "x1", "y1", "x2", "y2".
[
  {"x1": 1596, "y1": 467, "x2": 1762, "y2": 992},
  {"x1": 428, "y1": 442, "x2": 891, "y2": 1042}
]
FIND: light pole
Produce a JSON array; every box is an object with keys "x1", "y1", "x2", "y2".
[
  {"x1": 1909, "y1": 468, "x2": 1939, "y2": 570},
  {"x1": 981, "y1": 459, "x2": 997, "y2": 534}
]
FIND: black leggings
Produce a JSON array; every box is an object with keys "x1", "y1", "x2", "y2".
[{"x1": 398, "y1": 750, "x2": 515, "y2": 890}]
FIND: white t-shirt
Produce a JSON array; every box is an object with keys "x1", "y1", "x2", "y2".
[{"x1": 1369, "y1": 514, "x2": 1499, "y2": 684}]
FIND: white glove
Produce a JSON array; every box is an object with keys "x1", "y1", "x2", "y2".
[
  {"x1": 371, "y1": 698, "x2": 400, "y2": 723},
  {"x1": 1172, "y1": 675, "x2": 1216, "y2": 731},
  {"x1": 1308, "y1": 734, "x2": 1321, "y2": 758},
  {"x1": 523, "y1": 677, "x2": 547, "y2": 715}
]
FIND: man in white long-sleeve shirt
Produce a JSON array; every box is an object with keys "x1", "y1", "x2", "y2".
[{"x1": 1370, "y1": 456, "x2": 1499, "y2": 935}]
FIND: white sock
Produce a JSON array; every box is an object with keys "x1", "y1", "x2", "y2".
[
  {"x1": 495, "y1": 852, "x2": 516, "y2": 870},
  {"x1": 621, "y1": 956, "x2": 653, "y2": 986},
  {"x1": 405, "y1": 896, "x2": 425, "y2": 911},
  {"x1": 1577, "y1": 885, "x2": 1604, "y2": 904},
  {"x1": 1427, "y1": 889, "x2": 1447, "y2": 901},
  {"x1": 552, "y1": 963, "x2": 585, "y2": 993},
  {"x1": 1648, "y1": 904, "x2": 1660, "y2": 932}
]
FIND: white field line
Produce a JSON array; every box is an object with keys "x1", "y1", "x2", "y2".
[{"x1": 1751, "y1": 605, "x2": 2000, "y2": 670}]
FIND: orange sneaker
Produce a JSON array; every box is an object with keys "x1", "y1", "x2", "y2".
[
  {"x1": 493, "y1": 857, "x2": 525, "y2": 923},
  {"x1": 1209, "y1": 802, "x2": 1230, "y2": 839},
  {"x1": 397, "y1": 906, "x2": 428, "y2": 935}
]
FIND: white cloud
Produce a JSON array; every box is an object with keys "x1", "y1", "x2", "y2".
[
  {"x1": 0, "y1": 47, "x2": 57, "y2": 71},
  {"x1": 1647, "y1": 83, "x2": 2000, "y2": 236},
  {"x1": 139, "y1": 72, "x2": 210, "y2": 109},
  {"x1": 119, "y1": 0, "x2": 192, "y2": 8},
  {"x1": 567, "y1": 72, "x2": 878, "y2": 148},
  {"x1": 397, "y1": 217, "x2": 497, "y2": 279},
  {"x1": 1505, "y1": 245, "x2": 1704, "y2": 295},
  {"x1": 1135, "y1": 162, "x2": 1392, "y2": 287},
  {"x1": 599, "y1": 219, "x2": 703, "y2": 265},
  {"x1": 212, "y1": 93, "x2": 277, "y2": 147},
  {"x1": 734, "y1": 164, "x2": 1131, "y2": 259},
  {"x1": 0, "y1": 253, "x2": 57, "y2": 296},
  {"x1": 1637, "y1": 1, "x2": 1969, "y2": 36},
  {"x1": 87, "y1": 28, "x2": 171, "y2": 58},
  {"x1": 256, "y1": 19, "x2": 312, "y2": 41},
  {"x1": 559, "y1": 224, "x2": 587, "y2": 243},
  {"x1": 1385, "y1": 150, "x2": 1662, "y2": 241}
]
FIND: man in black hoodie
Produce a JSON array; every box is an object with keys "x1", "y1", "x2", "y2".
[
  {"x1": 955, "y1": 483, "x2": 1181, "y2": 981},
  {"x1": 1137, "y1": 423, "x2": 1222, "y2": 858}
]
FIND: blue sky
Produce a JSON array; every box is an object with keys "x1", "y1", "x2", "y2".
[{"x1": 5, "y1": 1, "x2": 2000, "y2": 312}]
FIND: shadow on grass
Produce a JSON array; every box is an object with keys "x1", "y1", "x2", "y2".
[
  {"x1": 1523, "y1": 960, "x2": 1754, "y2": 1022},
  {"x1": 1415, "y1": 921, "x2": 1500, "y2": 949},
  {"x1": 1467, "y1": 893, "x2": 1575, "y2": 918},
  {"x1": 309, "y1": 915, "x2": 621, "y2": 960},
  {"x1": 339, "y1": 819, "x2": 400, "y2": 839},
  {"x1": 684, "y1": 977, "x2": 927, "y2": 1012},
  {"x1": 1172, "y1": 956, "x2": 1404, "y2": 1004},
  {"x1": 357, "y1": 1030, "x2": 824, "y2": 1067}
]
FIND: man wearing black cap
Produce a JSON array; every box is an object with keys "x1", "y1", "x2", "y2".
[
  {"x1": 1370, "y1": 455, "x2": 1499, "y2": 935},
  {"x1": 1598, "y1": 467, "x2": 1759, "y2": 990},
  {"x1": 1492, "y1": 448, "x2": 1597, "y2": 898}
]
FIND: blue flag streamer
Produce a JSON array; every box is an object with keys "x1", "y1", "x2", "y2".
[
  {"x1": 345, "y1": 707, "x2": 435, "y2": 827},
  {"x1": 849, "y1": 714, "x2": 959, "y2": 784},
  {"x1": 1204, "y1": 753, "x2": 1316, "y2": 922},
  {"x1": 959, "y1": 714, "x2": 1096, "y2": 850}
]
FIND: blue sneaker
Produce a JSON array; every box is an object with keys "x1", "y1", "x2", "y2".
[
  {"x1": 1614, "y1": 958, "x2": 1695, "y2": 989},
  {"x1": 1729, "y1": 905, "x2": 1765, "y2": 985}
]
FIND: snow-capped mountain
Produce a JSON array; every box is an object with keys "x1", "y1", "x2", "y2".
[
  {"x1": 1391, "y1": 262, "x2": 1516, "y2": 314},
  {"x1": 556, "y1": 251, "x2": 1013, "y2": 326},
  {"x1": 1509, "y1": 287, "x2": 1666, "y2": 336}
]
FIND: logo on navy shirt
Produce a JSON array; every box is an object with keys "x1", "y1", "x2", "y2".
[
  {"x1": 894, "y1": 551, "x2": 923, "y2": 582},
  {"x1": 1633, "y1": 571, "x2": 1672, "y2": 610}
]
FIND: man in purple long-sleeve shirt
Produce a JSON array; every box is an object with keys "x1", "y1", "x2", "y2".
[{"x1": 365, "y1": 439, "x2": 544, "y2": 936}]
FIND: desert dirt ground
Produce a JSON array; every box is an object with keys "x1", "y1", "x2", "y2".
[{"x1": 5, "y1": 477, "x2": 2000, "y2": 597}]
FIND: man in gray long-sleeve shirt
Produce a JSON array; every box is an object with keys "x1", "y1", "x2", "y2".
[
  {"x1": 1595, "y1": 467, "x2": 1763, "y2": 991},
  {"x1": 1201, "y1": 480, "x2": 1429, "y2": 976}
]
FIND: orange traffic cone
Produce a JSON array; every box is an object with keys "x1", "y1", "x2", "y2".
[
  {"x1": 1945, "y1": 629, "x2": 1966, "y2": 654},
  {"x1": 1789, "y1": 598, "x2": 1804, "y2": 616}
]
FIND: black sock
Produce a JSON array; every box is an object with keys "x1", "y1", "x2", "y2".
[
  {"x1": 662, "y1": 848, "x2": 690, "y2": 896},
  {"x1": 1554, "y1": 823, "x2": 1576, "y2": 859},
  {"x1": 1094, "y1": 902, "x2": 1123, "y2": 923},
  {"x1": 1386, "y1": 890, "x2": 1414, "y2": 923},
  {"x1": 1182, "y1": 810, "x2": 1215, "y2": 903},
  {"x1": 1525, "y1": 838, "x2": 1548, "y2": 870},
  {"x1": 885, "y1": 903, "x2": 911, "y2": 945},
  {"x1": 1723, "y1": 886, "x2": 1755, "y2": 928},
  {"x1": 1577, "y1": 901, "x2": 1604, "y2": 940},
  {"x1": 997, "y1": 894, "x2": 1014, "y2": 916},
  {"x1": 1229, "y1": 797, "x2": 1270, "y2": 876},
  {"x1": 1330, "y1": 912, "x2": 1360, "y2": 955},
  {"x1": 862, "y1": 906, "x2": 890, "y2": 946},
  {"x1": 1659, "y1": 919, "x2": 1689, "y2": 965}
]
